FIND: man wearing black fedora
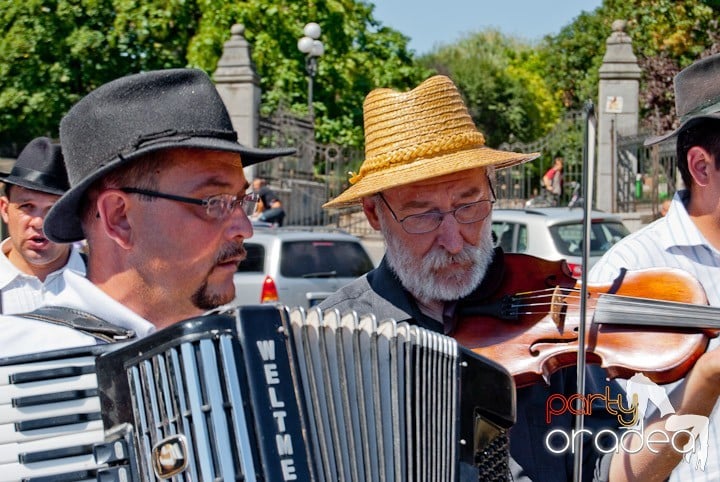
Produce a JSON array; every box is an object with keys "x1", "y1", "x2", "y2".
[
  {"x1": 590, "y1": 52, "x2": 720, "y2": 480},
  {"x1": 0, "y1": 137, "x2": 86, "y2": 314},
  {"x1": 0, "y1": 68, "x2": 293, "y2": 356}
]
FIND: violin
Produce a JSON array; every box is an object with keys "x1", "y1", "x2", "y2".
[{"x1": 454, "y1": 253, "x2": 718, "y2": 388}]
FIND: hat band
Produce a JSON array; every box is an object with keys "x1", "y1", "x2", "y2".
[
  {"x1": 7, "y1": 166, "x2": 64, "y2": 188},
  {"x1": 681, "y1": 99, "x2": 720, "y2": 123},
  {"x1": 350, "y1": 131, "x2": 485, "y2": 184},
  {"x1": 131, "y1": 129, "x2": 238, "y2": 150}
]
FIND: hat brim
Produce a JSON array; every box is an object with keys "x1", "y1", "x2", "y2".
[
  {"x1": 43, "y1": 136, "x2": 295, "y2": 243},
  {"x1": 323, "y1": 146, "x2": 539, "y2": 209},
  {"x1": 0, "y1": 176, "x2": 66, "y2": 196},
  {"x1": 644, "y1": 113, "x2": 720, "y2": 146}
]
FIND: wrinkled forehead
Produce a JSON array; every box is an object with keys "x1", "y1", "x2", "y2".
[
  {"x1": 153, "y1": 148, "x2": 248, "y2": 189},
  {"x1": 381, "y1": 167, "x2": 490, "y2": 200}
]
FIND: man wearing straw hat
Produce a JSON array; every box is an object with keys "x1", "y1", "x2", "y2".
[
  {"x1": 320, "y1": 76, "x2": 720, "y2": 482},
  {"x1": 0, "y1": 68, "x2": 293, "y2": 356},
  {"x1": 0, "y1": 137, "x2": 86, "y2": 314},
  {"x1": 319, "y1": 75, "x2": 628, "y2": 481},
  {"x1": 590, "y1": 53, "x2": 720, "y2": 481}
]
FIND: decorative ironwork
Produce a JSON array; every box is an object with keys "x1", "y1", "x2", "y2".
[
  {"x1": 258, "y1": 108, "x2": 368, "y2": 233},
  {"x1": 497, "y1": 110, "x2": 586, "y2": 208},
  {"x1": 617, "y1": 133, "x2": 677, "y2": 215}
]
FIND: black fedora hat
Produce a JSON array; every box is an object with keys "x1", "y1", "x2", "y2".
[
  {"x1": 645, "y1": 53, "x2": 720, "y2": 146},
  {"x1": 1, "y1": 137, "x2": 69, "y2": 196},
  {"x1": 44, "y1": 68, "x2": 295, "y2": 243}
]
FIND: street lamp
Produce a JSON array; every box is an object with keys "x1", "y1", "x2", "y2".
[{"x1": 297, "y1": 22, "x2": 324, "y2": 120}]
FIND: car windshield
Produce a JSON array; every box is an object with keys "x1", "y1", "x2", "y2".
[
  {"x1": 280, "y1": 240, "x2": 374, "y2": 278},
  {"x1": 550, "y1": 221, "x2": 630, "y2": 257}
]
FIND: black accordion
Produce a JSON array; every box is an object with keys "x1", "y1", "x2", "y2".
[{"x1": 0, "y1": 305, "x2": 515, "y2": 481}]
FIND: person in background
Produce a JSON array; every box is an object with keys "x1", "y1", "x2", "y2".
[
  {"x1": 659, "y1": 198, "x2": 672, "y2": 216},
  {"x1": 542, "y1": 156, "x2": 563, "y2": 205},
  {"x1": 0, "y1": 68, "x2": 293, "y2": 356},
  {"x1": 0, "y1": 137, "x2": 86, "y2": 314},
  {"x1": 251, "y1": 176, "x2": 286, "y2": 226},
  {"x1": 589, "y1": 52, "x2": 720, "y2": 481}
]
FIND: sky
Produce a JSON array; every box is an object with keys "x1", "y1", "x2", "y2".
[{"x1": 371, "y1": 0, "x2": 604, "y2": 55}]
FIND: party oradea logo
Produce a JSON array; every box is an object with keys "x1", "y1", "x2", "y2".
[{"x1": 544, "y1": 373, "x2": 709, "y2": 471}]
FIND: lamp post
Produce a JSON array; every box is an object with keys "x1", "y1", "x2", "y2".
[{"x1": 297, "y1": 22, "x2": 324, "y2": 120}]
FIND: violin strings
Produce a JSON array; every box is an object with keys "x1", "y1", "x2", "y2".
[{"x1": 507, "y1": 287, "x2": 598, "y2": 316}]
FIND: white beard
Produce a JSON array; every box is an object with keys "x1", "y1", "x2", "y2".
[{"x1": 379, "y1": 211, "x2": 495, "y2": 304}]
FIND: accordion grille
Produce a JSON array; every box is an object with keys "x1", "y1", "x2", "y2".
[
  {"x1": 288, "y1": 308, "x2": 460, "y2": 482},
  {"x1": 127, "y1": 334, "x2": 257, "y2": 482}
]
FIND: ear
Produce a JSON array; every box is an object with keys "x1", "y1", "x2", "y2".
[
  {"x1": 96, "y1": 190, "x2": 133, "y2": 249},
  {"x1": 0, "y1": 196, "x2": 9, "y2": 224},
  {"x1": 687, "y1": 146, "x2": 712, "y2": 187},
  {"x1": 362, "y1": 197, "x2": 382, "y2": 231}
]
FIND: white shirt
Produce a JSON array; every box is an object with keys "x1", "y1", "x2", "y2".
[
  {"x1": 0, "y1": 269, "x2": 156, "y2": 358},
  {"x1": 0, "y1": 238, "x2": 88, "y2": 314},
  {"x1": 589, "y1": 190, "x2": 720, "y2": 481}
]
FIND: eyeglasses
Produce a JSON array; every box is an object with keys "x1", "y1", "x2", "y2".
[
  {"x1": 120, "y1": 187, "x2": 259, "y2": 220},
  {"x1": 378, "y1": 193, "x2": 495, "y2": 234}
]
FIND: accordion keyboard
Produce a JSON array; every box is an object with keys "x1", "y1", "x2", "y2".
[{"x1": 0, "y1": 346, "x2": 110, "y2": 481}]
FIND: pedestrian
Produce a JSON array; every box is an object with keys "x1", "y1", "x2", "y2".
[
  {"x1": 542, "y1": 156, "x2": 563, "y2": 205},
  {"x1": 251, "y1": 176, "x2": 286, "y2": 226}
]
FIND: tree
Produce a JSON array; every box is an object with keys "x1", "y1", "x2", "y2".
[
  {"x1": 419, "y1": 30, "x2": 560, "y2": 148},
  {"x1": 0, "y1": 0, "x2": 428, "y2": 150},
  {"x1": 0, "y1": 0, "x2": 200, "y2": 150},
  {"x1": 540, "y1": 0, "x2": 720, "y2": 134}
]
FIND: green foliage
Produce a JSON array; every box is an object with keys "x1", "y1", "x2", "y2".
[
  {"x1": 5, "y1": 0, "x2": 720, "y2": 156},
  {"x1": 540, "y1": 0, "x2": 720, "y2": 116},
  {"x1": 539, "y1": 12, "x2": 609, "y2": 112},
  {"x1": 0, "y1": 0, "x2": 198, "y2": 147},
  {"x1": 419, "y1": 30, "x2": 560, "y2": 147},
  {"x1": 0, "y1": 0, "x2": 428, "y2": 149}
]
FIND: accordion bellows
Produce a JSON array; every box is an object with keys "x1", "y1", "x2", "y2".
[{"x1": 0, "y1": 305, "x2": 515, "y2": 481}]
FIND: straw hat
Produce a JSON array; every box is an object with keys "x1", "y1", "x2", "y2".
[{"x1": 323, "y1": 75, "x2": 539, "y2": 208}]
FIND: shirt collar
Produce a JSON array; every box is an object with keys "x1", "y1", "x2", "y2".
[
  {"x1": 0, "y1": 239, "x2": 87, "y2": 287},
  {"x1": 660, "y1": 190, "x2": 710, "y2": 249}
]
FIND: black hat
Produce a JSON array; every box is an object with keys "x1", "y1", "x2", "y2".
[
  {"x1": 1, "y1": 137, "x2": 69, "y2": 196},
  {"x1": 645, "y1": 53, "x2": 720, "y2": 146},
  {"x1": 44, "y1": 68, "x2": 295, "y2": 243}
]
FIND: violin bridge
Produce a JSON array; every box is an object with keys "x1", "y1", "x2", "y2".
[{"x1": 549, "y1": 286, "x2": 567, "y2": 332}]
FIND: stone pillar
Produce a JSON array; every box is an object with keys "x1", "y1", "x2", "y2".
[
  {"x1": 214, "y1": 24, "x2": 261, "y2": 180},
  {"x1": 596, "y1": 20, "x2": 641, "y2": 212}
]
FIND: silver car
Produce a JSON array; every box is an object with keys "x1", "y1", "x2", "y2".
[
  {"x1": 491, "y1": 207, "x2": 630, "y2": 278},
  {"x1": 231, "y1": 226, "x2": 375, "y2": 308}
]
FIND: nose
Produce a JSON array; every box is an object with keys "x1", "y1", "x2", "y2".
[
  {"x1": 226, "y1": 205, "x2": 254, "y2": 240},
  {"x1": 435, "y1": 213, "x2": 464, "y2": 254},
  {"x1": 29, "y1": 211, "x2": 47, "y2": 231}
]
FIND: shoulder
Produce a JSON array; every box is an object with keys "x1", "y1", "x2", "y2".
[
  {"x1": 319, "y1": 268, "x2": 412, "y2": 322},
  {"x1": 588, "y1": 217, "x2": 672, "y2": 282},
  {"x1": 0, "y1": 314, "x2": 97, "y2": 358},
  {"x1": 319, "y1": 274, "x2": 374, "y2": 312}
]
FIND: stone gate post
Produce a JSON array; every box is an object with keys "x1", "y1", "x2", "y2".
[
  {"x1": 597, "y1": 20, "x2": 641, "y2": 212},
  {"x1": 214, "y1": 24, "x2": 262, "y2": 180}
]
